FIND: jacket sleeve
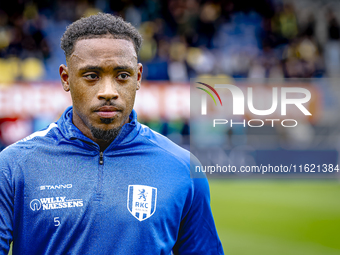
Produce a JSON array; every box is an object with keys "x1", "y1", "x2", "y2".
[
  {"x1": 0, "y1": 152, "x2": 14, "y2": 255},
  {"x1": 172, "y1": 177, "x2": 224, "y2": 255}
]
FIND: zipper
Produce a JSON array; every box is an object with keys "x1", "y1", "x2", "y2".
[
  {"x1": 96, "y1": 151, "x2": 104, "y2": 200},
  {"x1": 99, "y1": 151, "x2": 104, "y2": 165}
]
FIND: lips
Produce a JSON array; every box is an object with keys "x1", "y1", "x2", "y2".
[{"x1": 95, "y1": 106, "x2": 121, "y2": 118}]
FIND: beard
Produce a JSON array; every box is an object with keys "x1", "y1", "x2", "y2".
[
  {"x1": 89, "y1": 116, "x2": 127, "y2": 142},
  {"x1": 90, "y1": 125, "x2": 121, "y2": 142}
]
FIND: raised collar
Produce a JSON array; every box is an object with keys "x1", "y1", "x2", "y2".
[{"x1": 57, "y1": 106, "x2": 141, "y2": 151}]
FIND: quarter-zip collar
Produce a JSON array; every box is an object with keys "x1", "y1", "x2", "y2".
[{"x1": 57, "y1": 106, "x2": 140, "y2": 151}]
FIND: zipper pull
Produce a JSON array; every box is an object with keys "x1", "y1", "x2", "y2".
[{"x1": 99, "y1": 151, "x2": 104, "y2": 165}]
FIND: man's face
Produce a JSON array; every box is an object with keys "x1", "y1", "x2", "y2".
[{"x1": 59, "y1": 37, "x2": 142, "y2": 142}]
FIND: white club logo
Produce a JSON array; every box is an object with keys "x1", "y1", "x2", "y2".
[{"x1": 127, "y1": 185, "x2": 157, "y2": 221}]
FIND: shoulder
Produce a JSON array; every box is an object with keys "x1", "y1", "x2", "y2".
[
  {"x1": 0, "y1": 122, "x2": 60, "y2": 161},
  {"x1": 137, "y1": 123, "x2": 205, "y2": 178},
  {"x1": 139, "y1": 124, "x2": 189, "y2": 161}
]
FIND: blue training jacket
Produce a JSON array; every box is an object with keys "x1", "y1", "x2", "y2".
[{"x1": 0, "y1": 106, "x2": 224, "y2": 255}]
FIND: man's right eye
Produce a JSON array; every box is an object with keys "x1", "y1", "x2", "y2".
[{"x1": 84, "y1": 74, "x2": 99, "y2": 80}]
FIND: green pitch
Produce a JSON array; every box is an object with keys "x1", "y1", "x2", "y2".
[{"x1": 209, "y1": 179, "x2": 340, "y2": 255}]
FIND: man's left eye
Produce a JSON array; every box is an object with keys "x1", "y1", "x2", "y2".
[{"x1": 117, "y1": 73, "x2": 129, "y2": 79}]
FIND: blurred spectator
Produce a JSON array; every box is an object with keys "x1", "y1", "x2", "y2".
[
  {"x1": 0, "y1": 2, "x2": 50, "y2": 83},
  {"x1": 324, "y1": 9, "x2": 340, "y2": 77},
  {"x1": 272, "y1": 3, "x2": 298, "y2": 41},
  {"x1": 1, "y1": 0, "x2": 337, "y2": 81},
  {"x1": 1, "y1": 0, "x2": 340, "y2": 149}
]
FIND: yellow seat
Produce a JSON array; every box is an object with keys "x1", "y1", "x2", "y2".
[
  {"x1": 0, "y1": 58, "x2": 17, "y2": 85},
  {"x1": 21, "y1": 57, "x2": 45, "y2": 81}
]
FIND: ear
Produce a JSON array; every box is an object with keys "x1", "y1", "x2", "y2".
[
  {"x1": 59, "y1": 64, "x2": 70, "y2": 92},
  {"x1": 136, "y1": 63, "x2": 143, "y2": 91}
]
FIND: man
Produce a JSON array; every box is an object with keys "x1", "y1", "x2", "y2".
[{"x1": 0, "y1": 13, "x2": 224, "y2": 254}]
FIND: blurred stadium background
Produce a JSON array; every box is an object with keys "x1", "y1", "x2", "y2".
[{"x1": 1, "y1": 0, "x2": 340, "y2": 254}]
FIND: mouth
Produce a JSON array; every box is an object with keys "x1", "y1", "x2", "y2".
[{"x1": 94, "y1": 106, "x2": 122, "y2": 118}]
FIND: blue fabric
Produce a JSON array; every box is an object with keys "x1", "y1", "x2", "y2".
[{"x1": 0, "y1": 106, "x2": 224, "y2": 255}]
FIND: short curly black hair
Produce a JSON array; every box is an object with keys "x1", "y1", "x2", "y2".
[{"x1": 61, "y1": 13, "x2": 143, "y2": 59}]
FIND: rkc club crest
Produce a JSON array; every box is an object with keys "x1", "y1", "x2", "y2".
[{"x1": 127, "y1": 185, "x2": 157, "y2": 221}]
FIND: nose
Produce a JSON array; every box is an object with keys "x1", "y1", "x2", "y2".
[{"x1": 97, "y1": 78, "x2": 119, "y2": 101}]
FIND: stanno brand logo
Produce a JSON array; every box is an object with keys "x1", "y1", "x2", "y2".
[
  {"x1": 40, "y1": 184, "x2": 72, "y2": 190},
  {"x1": 127, "y1": 185, "x2": 157, "y2": 221},
  {"x1": 29, "y1": 196, "x2": 83, "y2": 211}
]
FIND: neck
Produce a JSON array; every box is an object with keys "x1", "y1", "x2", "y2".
[
  {"x1": 71, "y1": 109, "x2": 130, "y2": 151},
  {"x1": 96, "y1": 139, "x2": 114, "y2": 151}
]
